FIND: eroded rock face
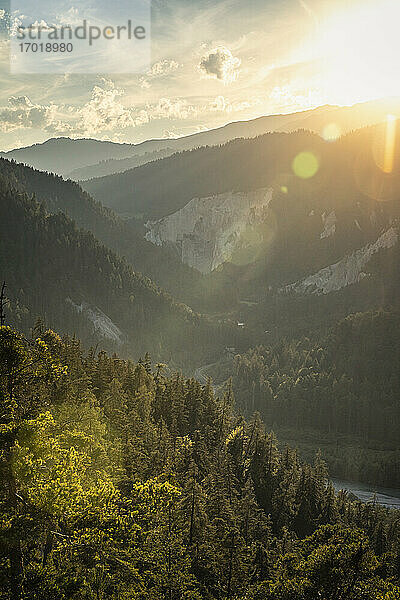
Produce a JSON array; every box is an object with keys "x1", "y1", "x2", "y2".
[
  {"x1": 320, "y1": 210, "x2": 337, "y2": 239},
  {"x1": 145, "y1": 188, "x2": 273, "y2": 274},
  {"x1": 67, "y1": 299, "x2": 123, "y2": 344},
  {"x1": 284, "y1": 227, "x2": 398, "y2": 295}
]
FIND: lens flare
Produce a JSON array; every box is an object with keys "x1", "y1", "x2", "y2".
[
  {"x1": 383, "y1": 114, "x2": 397, "y2": 174},
  {"x1": 292, "y1": 152, "x2": 319, "y2": 179},
  {"x1": 322, "y1": 123, "x2": 341, "y2": 142}
]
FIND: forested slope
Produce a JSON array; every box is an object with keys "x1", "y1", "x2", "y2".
[
  {"x1": 83, "y1": 131, "x2": 327, "y2": 219},
  {"x1": 1, "y1": 324, "x2": 399, "y2": 599},
  {"x1": 83, "y1": 124, "x2": 400, "y2": 222},
  {"x1": 0, "y1": 158, "x2": 232, "y2": 312},
  {"x1": 0, "y1": 179, "x2": 237, "y2": 368},
  {"x1": 233, "y1": 310, "x2": 400, "y2": 486}
]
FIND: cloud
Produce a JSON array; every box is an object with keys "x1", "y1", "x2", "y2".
[
  {"x1": 0, "y1": 79, "x2": 201, "y2": 139},
  {"x1": 140, "y1": 59, "x2": 180, "y2": 89},
  {"x1": 0, "y1": 81, "x2": 140, "y2": 136},
  {"x1": 148, "y1": 59, "x2": 180, "y2": 78},
  {"x1": 163, "y1": 130, "x2": 178, "y2": 139},
  {"x1": 199, "y1": 46, "x2": 241, "y2": 83},
  {"x1": 150, "y1": 97, "x2": 196, "y2": 120},
  {"x1": 210, "y1": 95, "x2": 261, "y2": 113},
  {"x1": 0, "y1": 96, "x2": 56, "y2": 132},
  {"x1": 269, "y1": 84, "x2": 323, "y2": 110},
  {"x1": 76, "y1": 79, "x2": 138, "y2": 135},
  {"x1": 56, "y1": 6, "x2": 82, "y2": 27}
]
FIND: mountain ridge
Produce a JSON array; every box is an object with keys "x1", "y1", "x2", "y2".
[{"x1": 3, "y1": 97, "x2": 400, "y2": 179}]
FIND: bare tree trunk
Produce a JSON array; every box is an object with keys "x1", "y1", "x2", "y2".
[{"x1": 0, "y1": 281, "x2": 6, "y2": 326}]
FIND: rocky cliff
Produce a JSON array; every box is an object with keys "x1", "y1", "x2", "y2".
[
  {"x1": 145, "y1": 188, "x2": 273, "y2": 274},
  {"x1": 284, "y1": 227, "x2": 399, "y2": 295}
]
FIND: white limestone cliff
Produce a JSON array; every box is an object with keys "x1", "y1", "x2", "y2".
[
  {"x1": 145, "y1": 188, "x2": 273, "y2": 274},
  {"x1": 285, "y1": 227, "x2": 398, "y2": 295},
  {"x1": 67, "y1": 299, "x2": 123, "y2": 344}
]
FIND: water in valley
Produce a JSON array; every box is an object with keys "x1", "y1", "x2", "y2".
[{"x1": 332, "y1": 479, "x2": 400, "y2": 509}]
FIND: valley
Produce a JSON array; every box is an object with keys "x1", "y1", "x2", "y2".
[
  {"x1": 2, "y1": 0, "x2": 400, "y2": 595},
  {"x1": 1, "y1": 107, "x2": 400, "y2": 600},
  {"x1": 2, "y1": 113, "x2": 400, "y2": 495}
]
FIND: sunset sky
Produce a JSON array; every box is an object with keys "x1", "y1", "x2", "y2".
[{"x1": 0, "y1": 0, "x2": 399, "y2": 150}]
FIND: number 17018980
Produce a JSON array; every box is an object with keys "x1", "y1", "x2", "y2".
[{"x1": 19, "y1": 43, "x2": 73, "y2": 53}]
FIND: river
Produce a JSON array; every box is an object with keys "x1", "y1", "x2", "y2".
[
  {"x1": 332, "y1": 479, "x2": 400, "y2": 509},
  {"x1": 193, "y1": 362, "x2": 400, "y2": 511}
]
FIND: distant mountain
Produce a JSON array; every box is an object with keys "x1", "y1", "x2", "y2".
[
  {"x1": 0, "y1": 138, "x2": 137, "y2": 177},
  {"x1": 0, "y1": 157, "x2": 235, "y2": 313},
  {"x1": 69, "y1": 147, "x2": 176, "y2": 180},
  {"x1": 3, "y1": 98, "x2": 400, "y2": 180},
  {"x1": 70, "y1": 97, "x2": 400, "y2": 180},
  {"x1": 84, "y1": 121, "x2": 400, "y2": 336}
]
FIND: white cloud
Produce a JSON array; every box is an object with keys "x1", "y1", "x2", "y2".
[
  {"x1": 140, "y1": 59, "x2": 180, "y2": 89},
  {"x1": 0, "y1": 80, "x2": 201, "y2": 139},
  {"x1": 0, "y1": 81, "x2": 139, "y2": 136},
  {"x1": 270, "y1": 84, "x2": 323, "y2": 110},
  {"x1": 150, "y1": 97, "x2": 196, "y2": 120},
  {"x1": 210, "y1": 95, "x2": 261, "y2": 113},
  {"x1": 76, "y1": 79, "x2": 137, "y2": 135},
  {"x1": 148, "y1": 59, "x2": 180, "y2": 78},
  {"x1": 199, "y1": 46, "x2": 241, "y2": 83},
  {"x1": 163, "y1": 130, "x2": 178, "y2": 139},
  {"x1": 0, "y1": 96, "x2": 56, "y2": 132},
  {"x1": 56, "y1": 6, "x2": 82, "y2": 27}
]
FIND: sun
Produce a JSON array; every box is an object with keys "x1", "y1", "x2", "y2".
[{"x1": 317, "y1": 0, "x2": 400, "y2": 105}]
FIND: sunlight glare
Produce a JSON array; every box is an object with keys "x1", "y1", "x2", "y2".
[
  {"x1": 382, "y1": 114, "x2": 397, "y2": 174},
  {"x1": 322, "y1": 123, "x2": 341, "y2": 142},
  {"x1": 318, "y1": 0, "x2": 400, "y2": 104}
]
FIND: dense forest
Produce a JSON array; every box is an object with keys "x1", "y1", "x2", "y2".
[
  {"x1": 233, "y1": 310, "x2": 400, "y2": 487},
  {"x1": 0, "y1": 158, "x2": 233, "y2": 313},
  {"x1": 83, "y1": 123, "x2": 400, "y2": 221},
  {"x1": 0, "y1": 176, "x2": 241, "y2": 368},
  {"x1": 84, "y1": 131, "x2": 335, "y2": 218},
  {"x1": 1, "y1": 323, "x2": 400, "y2": 599}
]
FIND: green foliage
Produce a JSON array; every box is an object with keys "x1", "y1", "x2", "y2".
[
  {"x1": 1, "y1": 325, "x2": 399, "y2": 599},
  {"x1": 233, "y1": 310, "x2": 400, "y2": 486},
  {"x1": 0, "y1": 178, "x2": 238, "y2": 368}
]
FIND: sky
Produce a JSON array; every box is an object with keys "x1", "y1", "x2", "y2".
[{"x1": 0, "y1": 0, "x2": 399, "y2": 150}]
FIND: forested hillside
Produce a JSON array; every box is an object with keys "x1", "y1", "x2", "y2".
[
  {"x1": 83, "y1": 131, "x2": 328, "y2": 218},
  {"x1": 0, "y1": 178, "x2": 238, "y2": 368},
  {"x1": 0, "y1": 158, "x2": 233, "y2": 312},
  {"x1": 83, "y1": 123, "x2": 400, "y2": 222},
  {"x1": 1, "y1": 324, "x2": 400, "y2": 599},
  {"x1": 82, "y1": 124, "x2": 400, "y2": 320},
  {"x1": 233, "y1": 310, "x2": 400, "y2": 487}
]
